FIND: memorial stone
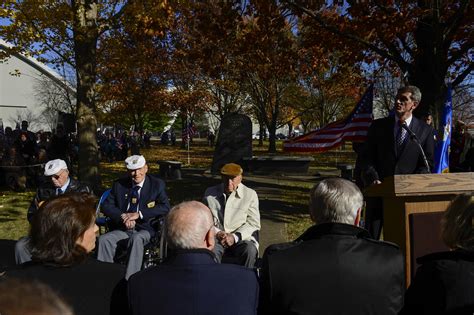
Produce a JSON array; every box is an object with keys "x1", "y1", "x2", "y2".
[{"x1": 211, "y1": 113, "x2": 252, "y2": 174}]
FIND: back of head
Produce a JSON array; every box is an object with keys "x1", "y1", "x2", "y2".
[
  {"x1": 442, "y1": 193, "x2": 474, "y2": 250},
  {"x1": 310, "y1": 178, "x2": 363, "y2": 225},
  {"x1": 30, "y1": 192, "x2": 96, "y2": 265},
  {"x1": 166, "y1": 201, "x2": 213, "y2": 250},
  {"x1": 0, "y1": 278, "x2": 74, "y2": 315}
]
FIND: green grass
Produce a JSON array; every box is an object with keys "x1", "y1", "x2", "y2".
[
  {"x1": 0, "y1": 190, "x2": 35, "y2": 240},
  {"x1": 0, "y1": 139, "x2": 355, "y2": 242}
]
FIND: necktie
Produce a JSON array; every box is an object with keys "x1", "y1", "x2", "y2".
[
  {"x1": 128, "y1": 186, "x2": 140, "y2": 212},
  {"x1": 56, "y1": 188, "x2": 63, "y2": 196},
  {"x1": 396, "y1": 121, "x2": 408, "y2": 152}
]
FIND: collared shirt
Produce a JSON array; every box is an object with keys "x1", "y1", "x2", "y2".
[
  {"x1": 394, "y1": 114, "x2": 413, "y2": 139},
  {"x1": 128, "y1": 178, "x2": 145, "y2": 218},
  {"x1": 214, "y1": 185, "x2": 241, "y2": 243},
  {"x1": 57, "y1": 177, "x2": 70, "y2": 195}
]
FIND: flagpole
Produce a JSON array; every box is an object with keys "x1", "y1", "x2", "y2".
[
  {"x1": 187, "y1": 112, "x2": 190, "y2": 165},
  {"x1": 187, "y1": 135, "x2": 190, "y2": 165}
]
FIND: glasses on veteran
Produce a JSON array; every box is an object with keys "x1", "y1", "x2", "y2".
[{"x1": 51, "y1": 170, "x2": 66, "y2": 180}]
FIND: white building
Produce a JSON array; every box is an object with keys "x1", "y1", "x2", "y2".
[{"x1": 0, "y1": 39, "x2": 75, "y2": 132}]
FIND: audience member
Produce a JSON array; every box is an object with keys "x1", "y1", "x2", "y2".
[
  {"x1": 15, "y1": 159, "x2": 91, "y2": 264},
  {"x1": 1, "y1": 147, "x2": 27, "y2": 191},
  {"x1": 259, "y1": 178, "x2": 404, "y2": 314},
  {"x1": 128, "y1": 201, "x2": 259, "y2": 315},
  {"x1": 0, "y1": 278, "x2": 74, "y2": 315},
  {"x1": 5, "y1": 193, "x2": 127, "y2": 315},
  {"x1": 97, "y1": 155, "x2": 170, "y2": 279},
  {"x1": 203, "y1": 163, "x2": 260, "y2": 268},
  {"x1": 49, "y1": 125, "x2": 71, "y2": 162},
  {"x1": 401, "y1": 193, "x2": 474, "y2": 314}
]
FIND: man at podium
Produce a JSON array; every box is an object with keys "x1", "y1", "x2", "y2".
[{"x1": 362, "y1": 85, "x2": 435, "y2": 239}]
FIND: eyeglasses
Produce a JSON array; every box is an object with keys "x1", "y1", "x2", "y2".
[
  {"x1": 396, "y1": 96, "x2": 413, "y2": 104},
  {"x1": 51, "y1": 170, "x2": 66, "y2": 180}
]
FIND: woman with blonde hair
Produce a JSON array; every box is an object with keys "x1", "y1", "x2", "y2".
[{"x1": 402, "y1": 193, "x2": 474, "y2": 314}]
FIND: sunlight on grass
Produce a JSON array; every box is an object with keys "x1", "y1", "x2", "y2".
[
  {"x1": 0, "y1": 139, "x2": 354, "y2": 242},
  {"x1": 0, "y1": 190, "x2": 35, "y2": 240}
]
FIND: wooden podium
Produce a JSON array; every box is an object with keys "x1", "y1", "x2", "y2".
[{"x1": 364, "y1": 173, "x2": 474, "y2": 286}]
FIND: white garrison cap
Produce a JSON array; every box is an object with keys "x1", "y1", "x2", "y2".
[
  {"x1": 44, "y1": 159, "x2": 68, "y2": 176},
  {"x1": 125, "y1": 155, "x2": 146, "y2": 170}
]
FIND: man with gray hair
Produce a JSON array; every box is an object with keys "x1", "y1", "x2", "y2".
[
  {"x1": 362, "y1": 85, "x2": 434, "y2": 239},
  {"x1": 128, "y1": 201, "x2": 259, "y2": 315},
  {"x1": 259, "y1": 178, "x2": 404, "y2": 315}
]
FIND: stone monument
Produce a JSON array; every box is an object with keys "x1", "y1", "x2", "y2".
[{"x1": 211, "y1": 113, "x2": 252, "y2": 174}]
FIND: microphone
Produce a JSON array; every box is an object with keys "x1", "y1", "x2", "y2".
[{"x1": 400, "y1": 122, "x2": 431, "y2": 173}]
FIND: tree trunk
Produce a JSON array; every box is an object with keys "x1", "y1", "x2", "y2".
[
  {"x1": 72, "y1": 0, "x2": 100, "y2": 192},
  {"x1": 268, "y1": 123, "x2": 277, "y2": 153},
  {"x1": 287, "y1": 122, "x2": 293, "y2": 138},
  {"x1": 411, "y1": 10, "x2": 447, "y2": 120}
]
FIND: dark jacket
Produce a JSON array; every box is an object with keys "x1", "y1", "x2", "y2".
[
  {"x1": 128, "y1": 249, "x2": 259, "y2": 315},
  {"x1": 102, "y1": 175, "x2": 170, "y2": 236},
  {"x1": 4, "y1": 258, "x2": 128, "y2": 315},
  {"x1": 27, "y1": 177, "x2": 91, "y2": 222},
  {"x1": 259, "y1": 223, "x2": 405, "y2": 315},
  {"x1": 401, "y1": 250, "x2": 474, "y2": 315},
  {"x1": 362, "y1": 116, "x2": 434, "y2": 185}
]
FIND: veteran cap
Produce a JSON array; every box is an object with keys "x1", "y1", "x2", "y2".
[
  {"x1": 125, "y1": 155, "x2": 146, "y2": 170},
  {"x1": 44, "y1": 159, "x2": 68, "y2": 176},
  {"x1": 220, "y1": 163, "x2": 243, "y2": 177}
]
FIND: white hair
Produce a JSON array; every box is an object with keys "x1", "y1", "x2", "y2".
[
  {"x1": 166, "y1": 201, "x2": 213, "y2": 249},
  {"x1": 310, "y1": 178, "x2": 363, "y2": 225}
]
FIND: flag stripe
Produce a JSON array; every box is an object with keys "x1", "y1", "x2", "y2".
[{"x1": 284, "y1": 85, "x2": 374, "y2": 152}]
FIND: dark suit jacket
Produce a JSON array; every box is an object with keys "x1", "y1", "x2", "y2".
[
  {"x1": 363, "y1": 116, "x2": 435, "y2": 184},
  {"x1": 128, "y1": 249, "x2": 259, "y2": 315},
  {"x1": 401, "y1": 250, "x2": 474, "y2": 314},
  {"x1": 102, "y1": 174, "x2": 170, "y2": 236},
  {"x1": 27, "y1": 177, "x2": 91, "y2": 222},
  {"x1": 4, "y1": 258, "x2": 128, "y2": 315},
  {"x1": 259, "y1": 223, "x2": 405, "y2": 315}
]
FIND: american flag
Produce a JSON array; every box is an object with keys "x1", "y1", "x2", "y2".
[
  {"x1": 182, "y1": 122, "x2": 196, "y2": 141},
  {"x1": 284, "y1": 84, "x2": 374, "y2": 152}
]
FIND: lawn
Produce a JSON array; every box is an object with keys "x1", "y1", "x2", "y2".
[{"x1": 0, "y1": 138, "x2": 355, "y2": 242}]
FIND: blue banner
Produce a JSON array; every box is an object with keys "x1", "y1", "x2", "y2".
[{"x1": 433, "y1": 86, "x2": 452, "y2": 173}]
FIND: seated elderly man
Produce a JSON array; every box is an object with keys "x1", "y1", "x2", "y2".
[
  {"x1": 203, "y1": 163, "x2": 260, "y2": 268},
  {"x1": 97, "y1": 155, "x2": 170, "y2": 279},
  {"x1": 15, "y1": 159, "x2": 91, "y2": 264},
  {"x1": 128, "y1": 201, "x2": 259, "y2": 315},
  {"x1": 259, "y1": 178, "x2": 404, "y2": 315}
]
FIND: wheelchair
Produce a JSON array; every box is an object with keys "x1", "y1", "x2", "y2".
[{"x1": 95, "y1": 189, "x2": 167, "y2": 269}]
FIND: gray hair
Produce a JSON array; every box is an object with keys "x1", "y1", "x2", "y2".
[
  {"x1": 398, "y1": 85, "x2": 422, "y2": 104},
  {"x1": 442, "y1": 193, "x2": 474, "y2": 250},
  {"x1": 166, "y1": 201, "x2": 213, "y2": 249},
  {"x1": 310, "y1": 178, "x2": 363, "y2": 225}
]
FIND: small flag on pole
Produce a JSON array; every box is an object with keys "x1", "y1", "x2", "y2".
[
  {"x1": 182, "y1": 122, "x2": 196, "y2": 141},
  {"x1": 433, "y1": 86, "x2": 452, "y2": 173}
]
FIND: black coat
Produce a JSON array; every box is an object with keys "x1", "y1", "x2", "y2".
[
  {"x1": 4, "y1": 258, "x2": 128, "y2": 315},
  {"x1": 259, "y1": 223, "x2": 405, "y2": 315},
  {"x1": 362, "y1": 116, "x2": 435, "y2": 185},
  {"x1": 102, "y1": 175, "x2": 170, "y2": 236},
  {"x1": 401, "y1": 250, "x2": 474, "y2": 314},
  {"x1": 27, "y1": 177, "x2": 91, "y2": 222},
  {"x1": 128, "y1": 249, "x2": 259, "y2": 315}
]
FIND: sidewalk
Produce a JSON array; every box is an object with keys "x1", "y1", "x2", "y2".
[{"x1": 183, "y1": 167, "x2": 341, "y2": 252}]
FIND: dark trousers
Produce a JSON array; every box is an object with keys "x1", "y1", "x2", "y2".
[
  {"x1": 364, "y1": 197, "x2": 383, "y2": 240},
  {"x1": 214, "y1": 240, "x2": 258, "y2": 268}
]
